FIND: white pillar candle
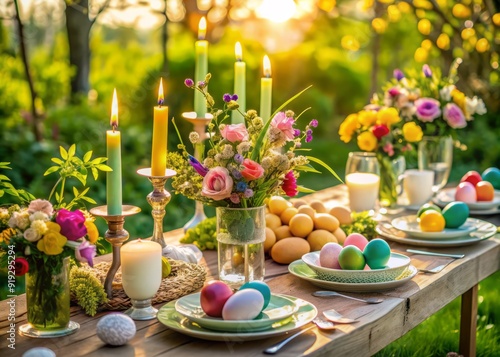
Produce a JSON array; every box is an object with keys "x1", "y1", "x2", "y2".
[
  {"x1": 121, "y1": 239, "x2": 162, "y2": 300},
  {"x1": 346, "y1": 173, "x2": 380, "y2": 212}
]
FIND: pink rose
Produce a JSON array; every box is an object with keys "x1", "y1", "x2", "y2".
[
  {"x1": 202, "y1": 167, "x2": 234, "y2": 201},
  {"x1": 28, "y1": 199, "x2": 53, "y2": 216},
  {"x1": 221, "y1": 124, "x2": 248, "y2": 143},
  {"x1": 443, "y1": 103, "x2": 466, "y2": 129},
  {"x1": 55, "y1": 209, "x2": 87, "y2": 241},
  {"x1": 241, "y1": 159, "x2": 264, "y2": 181},
  {"x1": 271, "y1": 112, "x2": 295, "y2": 141}
]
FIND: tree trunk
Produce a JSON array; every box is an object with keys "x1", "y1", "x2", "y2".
[
  {"x1": 65, "y1": 0, "x2": 92, "y2": 99},
  {"x1": 161, "y1": 0, "x2": 169, "y2": 75}
]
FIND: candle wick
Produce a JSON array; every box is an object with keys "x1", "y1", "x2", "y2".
[
  {"x1": 158, "y1": 99, "x2": 164, "y2": 107},
  {"x1": 112, "y1": 124, "x2": 117, "y2": 132}
]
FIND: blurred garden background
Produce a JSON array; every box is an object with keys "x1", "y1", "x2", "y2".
[{"x1": 0, "y1": 0, "x2": 499, "y2": 355}]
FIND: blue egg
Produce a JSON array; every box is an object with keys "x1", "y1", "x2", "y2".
[
  {"x1": 363, "y1": 238, "x2": 391, "y2": 270},
  {"x1": 442, "y1": 201, "x2": 469, "y2": 228},
  {"x1": 239, "y1": 281, "x2": 271, "y2": 309}
]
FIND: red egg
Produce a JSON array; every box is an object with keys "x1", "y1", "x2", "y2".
[
  {"x1": 343, "y1": 233, "x2": 369, "y2": 251},
  {"x1": 476, "y1": 181, "x2": 494, "y2": 201},
  {"x1": 460, "y1": 171, "x2": 482, "y2": 187},
  {"x1": 455, "y1": 182, "x2": 477, "y2": 203},
  {"x1": 200, "y1": 280, "x2": 234, "y2": 317}
]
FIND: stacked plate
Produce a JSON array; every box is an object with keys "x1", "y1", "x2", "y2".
[
  {"x1": 156, "y1": 292, "x2": 317, "y2": 341},
  {"x1": 433, "y1": 188, "x2": 500, "y2": 215}
]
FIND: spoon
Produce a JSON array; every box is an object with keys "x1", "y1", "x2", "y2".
[
  {"x1": 323, "y1": 309, "x2": 358, "y2": 324},
  {"x1": 312, "y1": 291, "x2": 384, "y2": 304},
  {"x1": 312, "y1": 317, "x2": 337, "y2": 330},
  {"x1": 263, "y1": 325, "x2": 315, "y2": 354}
]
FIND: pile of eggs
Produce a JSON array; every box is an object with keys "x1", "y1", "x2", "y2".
[
  {"x1": 200, "y1": 280, "x2": 271, "y2": 321},
  {"x1": 264, "y1": 196, "x2": 352, "y2": 265},
  {"x1": 319, "y1": 233, "x2": 391, "y2": 271},
  {"x1": 455, "y1": 169, "x2": 499, "y2": 203},
  {"x1": 417, "y1": 202, "x2": 469, "y2": 232}
]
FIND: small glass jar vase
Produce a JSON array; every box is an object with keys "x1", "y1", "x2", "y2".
[
  {"x1": 19, "y1": 257, "x2": 79, "y2": 338},
  {"x1": 216, "y1": 206, "x2": 266, "y2": 289},
  {"x1": 377, "y1": 154, "x2": 406, "y2": 209}
]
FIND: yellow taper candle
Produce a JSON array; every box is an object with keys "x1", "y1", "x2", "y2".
[
  {"x1": 194, "y1": 17, "x2": 208, "y2": 117},
  {"x1": 151, "y1": 78, "x2": 168, "y2": 176},
  {"x1": 106, "y1": 89, "x2": 122, "y2": 215},
  {"x1": 260, "y1": 55, "x2": 272, "y2": 121},
  {"x1": 231, "y1": 42, "x2": 246, "y2": 124}
]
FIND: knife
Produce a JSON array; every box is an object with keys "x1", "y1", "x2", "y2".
[{"x1": 406, "y1": 249, "x2": 465, "y2": 259}]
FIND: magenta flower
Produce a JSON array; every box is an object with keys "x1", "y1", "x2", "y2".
[
  {"x1": 14, "y1": 257, "x2": 29, "y2": 276},
  {"x1": 388, "y1": 87, "x2": 400, "y2": 97},
  {"x1": 443, "y1": 103, "x2": 467, "y2": 129},
  {"x1": 75, "y1": 239, "x2": 97, "y2": 267},
  {"x1": 188, "y1": 155, "x2": 209, "y2": 177},
  {"x1": 271, "y1": 112, "x2": 295, "y2": 141},
  {"x1": 414, "y1": 98, "x2": 441, "y2": 122},
  {"x1": 221, "y1": 123, "x2": 249, "y2": 143},
  {"x1": 184, "y1": 78, "x2": 194, "y2": 87},
  {"x1": 383, "y1": 142, "x2": 395, "y2": 157},
  {"x1": 202, "y1": 167, "x2": 234, "y2": 201},
  {"x1": 372, "y1": 124, "x2": 390, "y2": 140},
  {"x1": 282, "y1": 171, "x2": 298, "y2": 197},
  {"x1": 223, "y1": 93, "x2": 232, "y2": 102},
  {"x1": 56, "y1": 209, "x2": 87, "y2": 241}
]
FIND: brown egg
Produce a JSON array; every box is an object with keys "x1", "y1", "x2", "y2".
[
  {"x1": 297, "y1": 205, "x2": 315, "y2": 219},
  {"x1": 313, "y1": 213, "x2": 340, "y2": 232},
  {"x1": 332, "y1": 227, "x2": 347, "y2": 245},
  {"x1": 307, "y1": 230, "x2": 338, "y2": 251},
  {"x1": 266, "y1": 213, "x2": 282, "y2": 230},
  {"x1": 280, "y1": 207, "x2": 298, "y2": 225},
  {"x1": 329, "y1": 206, "x2": 353, "y2": 225},
  {"x1": 273, "y1": 225, "x2": 293, "y2": 241},
  {"x1": 264, "y1": 227, "x2": 276, "y2": 253},
  {"x1": 291, "y1": 199, "x2": 308, "y2": 208},
  {"x1": 310, "y1": 200, "x2": 327, "y2": 213}
]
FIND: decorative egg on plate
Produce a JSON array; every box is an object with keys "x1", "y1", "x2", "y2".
[
  {"x1": 239, "y1": 281, "x2": 271, "y2": 309},
  {"x1": 222, "y1": 289, "x2": 264, "y2": 321},
  {"x1": 460, "y1": 170, "x2": 482, "y2": 186},
  {"x1": 482, "y1": 167, "x2": 500, "y2": 190},
  {"x1": 442, "y1": 202, "x2": 469, "y2": 228},
  {"x1": 338, "y1": 245, "x2": 366, "y2": 270},
  {"x1": 363, "y1": 238, "x2": 391, "y2": 269},
  {"x1": 476, "y1": 181, "x2": 494, "y2": 201},
  {"x1": 455, "y1": 182, "x2": 477, "y2": 203},
  {"x1": 343, "y1": 233, "x2": 369, "y2": 251},
  {"x1": 200, "y1": 280, "x2": 234, "y2": 317},
  {"x1": 319, "y1": 242, "x2": 343, "y2": 269}
]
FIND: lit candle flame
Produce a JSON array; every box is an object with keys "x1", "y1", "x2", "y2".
[
  {"x1": 110, "y1": 88, "x2": 118, "y2": 130},
  {"x1": 198, "y1": 17, "x2": 207, "y2": 40},
  {"x1": 263, "y1": 55, "x2": 271, "y2": 78},
  {"x1": 235, "y1": 42, "x2": 242, "y2": 62},
  {"x1": 158, "y1": 78, "x2": 164, "y2": 106}
]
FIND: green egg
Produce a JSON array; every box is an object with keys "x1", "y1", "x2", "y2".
[
  {"x1": 482, "y1": 167, "x2": 500, "y2": 190},
  {"x1": 417, "y1": 203, "x2": 442, "y2": 218},
  {"x1": 442, "y1": 201, "x2": 469, "y2": 228},
  {"x1": 239, "y1": 281, "x2": 271, "y2": 309},
  {"x1": 363, "y1": 238, "x2": 391, "y2": 270}
]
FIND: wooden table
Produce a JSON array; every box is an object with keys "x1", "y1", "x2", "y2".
[{"x1": 1, "y1": 185, "x2": 499, "y2": 357}]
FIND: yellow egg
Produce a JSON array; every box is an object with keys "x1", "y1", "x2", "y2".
[
  {"x1": 271, "y1": 237, "x2": 310, "y2": 264},
  {"x1": 265, "y1": 213, "x2": 282, "y2": 230},
  {"x1": 289, "y1": 213, "x2": 314, "y2": 238},
  {"x1": 329, "y1": 206, "x2": 352, "y2": 225},
  {"x1": 307, "y1": 230, "x2": 338, "y2": 251},
  {"x1": 309, "y1": 200, "x2": 327, "y2": 213},
  {"x1": 297, "y1": 205, "x2": 316, "y2": 219},
  {"x1": 280, "y1": 207, "x2": 298, "y2": 225},
  {"x1": 268, "y1": 196, "x2": 290, "y2": 216},
  {"x1": 291, "y1": 199, "x2": 308, "y2": 208},
  {"x1": 333, "y1": 227, "x2": 347, "y2": 245},
  {"x1": 313, "y1": 213, "x2": 340, "y2": 232},
  {"x1": 273, "y1": 225, "x2": 293, "y2": 241},
  {"x1": 264, "y1": 227, "x2": 276, "y2": 253}
]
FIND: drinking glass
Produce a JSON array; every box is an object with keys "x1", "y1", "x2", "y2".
[
  {"x1": 418, "y1": 136, "x2": 453, "y2": 193},
  {"x1": 345, "y1": 152, "x2": 380, "y2": 213}
]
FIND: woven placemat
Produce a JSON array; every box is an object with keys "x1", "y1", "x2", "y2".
[{"x1": 75, "y1": 259, "x2": 207, "y2": 311}]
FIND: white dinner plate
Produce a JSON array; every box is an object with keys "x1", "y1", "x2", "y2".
[
  {"x1": 288, "y1": 260, "x2": 417, "y2": 293},
  {"x1": 433, "y1": 188, "x2": 500, "y2": 210},
  {"x1": 391, "y1": 216, "x2": 479, "y2": 239},
  {"x1": 174, "y1": 293, "x2": 298, "y2": 332},
  {"x1": 376, "y1": 220, "x2": 497, "y2": 248},
  {"x1": 157, "y1": 295, "x2": 317, "y2": 341}
]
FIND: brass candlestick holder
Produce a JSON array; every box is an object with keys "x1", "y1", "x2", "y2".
[
  {"x1": 137, "y1": 168, "x2": 177, "y2": 248},
  {"x1": 90, "y1": 205, "x2": 141, "y2": 299},
  {"x1": 181, "y1": 111, "x2": 213, "y2": 231}
]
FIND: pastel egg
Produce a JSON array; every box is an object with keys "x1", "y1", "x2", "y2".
[
  {"x1": 222, "y1": 289, "x2": 264, "y2": 321},
  {"x1": 442, "y1": 201, "x2": 469, "y2": 228},
  {"x1": 343, "y1": 233, "x2": 369, "y2": 251},
  {"x1": 319, "y1": 242, "x2": 343, "y2": 269},
  {"x1": 363, "y1": 238, "x2": 391, "y2": 269},
  {"x1": 455, "y1": 182, "x2": 477, "y2": 203},
  {"x1": 239, "y1": 281, "x2": 271, "y2": 309}
]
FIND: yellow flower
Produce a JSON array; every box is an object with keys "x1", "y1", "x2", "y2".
[
  {"x1": 452, "y1": 89, "x2": 467, "y2": 115},
  {"x1": 358, "y1": 110, "x2": 377, "y2": 127},
  {"x1": 357, "y1": 131, "x2": 378, "y2": 151},
  {"x1": 0, "y1": 228, "x2": 17, "y2": 245},
  {"x1": 402, "y1": 122, "x2": 423, "y2": 142},
  {"x1": 338, "y1": 114, "x2": 359, "y2": 143},
  {"x1": 84, "y1": 220, "x2": 99, "y2": 244},
  {"x1": 37, "y1": 222, "x2": 67, "y2": 255},
  {"x1": 376, "y1": 107, "x2": 401, "y2": 127}
]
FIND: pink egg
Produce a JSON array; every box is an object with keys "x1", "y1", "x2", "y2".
[
  {"x1": 319, "y1": 242, "x2": 343, "y2": 269},
  {"x1": 343, "y1": 233, "x2": 369, "y2": 251},
  {"x1": 455, "y1": 182, "x2": 477, "y2": 203}
]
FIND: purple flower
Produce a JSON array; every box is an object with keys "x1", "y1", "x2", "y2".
[
  {"x1": 388, "y1": 87, "x2": 400, "y2": 97},
  {"x1": 293, "y1": 129, "x2": 301, "y2": 137},
  {"x1": 393, "y1": 69, "x2": 404, "y2": 81},
  {"x1": 243, "y1": 188, "x2": 254, "y2": 198},
  {"x1": 231, "y1": 169, "x2": 242, "y2": 179},
  {"x1": 75, "y1": 239, "x2": 97, "y2": 267},
  {"x1": 309, "y1": 119, "x2": 318, "y2": 128},
  {"x1": 188, "y1": 155, "x2": 209, "y2": 177},
  {"x1": 443, "y1": 103, "x2": 467, "y2": 128},
  {"x1": 198, "y1": 81, "x2": 206, "y2": 89},
  {"x1": 236, "y1": 181, "x2": 247, "y2": 192},
  {"x1": 234, "y1": 153, "x2": 244, "y2": 164},
  {"x1": 231, "y1": 94, "x2": 238, "y2": 101},
  {"x1": 230, "y1": 193, "x2": 240, "y2": 204},
  {"x1": 184, "y1": 78, "x2": 194, "y2": 87},
  {"x1": 422, "y1": 64, "x2": 432, "y2": 78},
  {"x1": 305, "y1": 129, "x2": 313, "y2": 143},
  {"x1": 56, "y1": 209, "x2": 87, "y2": 241},
  {"x1": 414, "y1": 98, "x2": 442, "y2": 122},
  {"x1": 223, "y1": 93, "x2": 232, "y2": 102}
]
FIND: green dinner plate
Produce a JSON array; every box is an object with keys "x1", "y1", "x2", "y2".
[{"x1": 174, "y1": 293, "x2": 298, "y2": 332}]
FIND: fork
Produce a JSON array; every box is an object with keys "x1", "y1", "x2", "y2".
[
  {"x1": 312, "y1": 291, "x2": 383, "y2": 304},
  {"x1": 418, "y1": 263, "x2": 449, "y2": 274}
]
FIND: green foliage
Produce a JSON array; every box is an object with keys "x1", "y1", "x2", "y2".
[
  {"x1": 70, "y1": 265, "x2": 108, "y2": 316},
  {"x1": 180, "y1": 217, "x2": 217, "y2": 250},
  {"x1": 340, "y1": 211, "x2": 378, "y2": 240},
  {"x1": 0, "y1": 162, "x2": 35, "y2": 204}
]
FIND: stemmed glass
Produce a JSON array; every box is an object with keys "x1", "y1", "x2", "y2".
[
  {"x1": 418, "y1": 136, "x2": 453, "y2": 193},
  {"x1": 345, "y1": 152, "x2": 380, "y2": 213}
]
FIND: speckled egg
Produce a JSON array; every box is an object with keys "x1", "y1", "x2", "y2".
[
  {"x1": 96, "y1": 313, "x2": 136, "y2": 346},
  {"x1": 22, "y1": 348, "x2": 56, "y2": 357}
]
